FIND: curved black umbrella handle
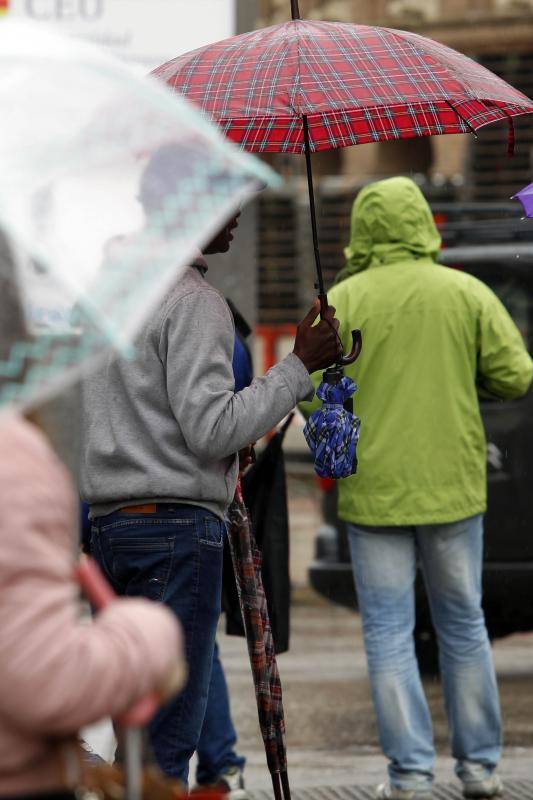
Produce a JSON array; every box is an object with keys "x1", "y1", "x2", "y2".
[
  {"x1": 338, "y1": 328, "x2": 362, "y2": 367},
  {"x1": 319, "y1": 293, "x2": 363, "y2": 367}
]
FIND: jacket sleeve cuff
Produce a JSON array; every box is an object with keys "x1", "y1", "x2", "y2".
[{"x1": 277, "y1": 352, "x2": 315, "y2": 403}]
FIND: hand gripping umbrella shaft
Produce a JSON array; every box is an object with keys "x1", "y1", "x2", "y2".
[
  {"x1": 302, "y1": 110, "x2": 361, "y2": 367},
  {"x1": 291, "y1": 0, "x2": 360, "y2": 367}
]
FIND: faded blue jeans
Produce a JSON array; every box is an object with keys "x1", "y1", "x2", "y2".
[
  {"x1": 91, "y1": 504, "x2": 224, "y2": 783},
  {"x1": 347, "y1": 515, "x2": 501, "y2": 795}
]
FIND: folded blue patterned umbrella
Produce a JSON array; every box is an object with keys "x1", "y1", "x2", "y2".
[{"x1": 304, "y1": 374, "x2": 360, "y2": 479}]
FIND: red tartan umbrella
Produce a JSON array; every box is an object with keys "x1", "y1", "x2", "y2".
[
  {"x1": 152, "y1": 1, "x2": 533, "y2": 357},
  {"x1": 153, "y1": 17, "x2": 533, "y2": 156}
]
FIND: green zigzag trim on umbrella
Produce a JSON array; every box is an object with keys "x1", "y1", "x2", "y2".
[
  {"x1": 0, "y1": 336, "x2": 68, "y2": 378},
  {"x1": 0, "y1": 332, "x2": 104, "y2": 407}
]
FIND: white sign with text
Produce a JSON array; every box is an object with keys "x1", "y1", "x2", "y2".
[{"x1": 4, "y1": 0, "x2": 236, "y2": 69}]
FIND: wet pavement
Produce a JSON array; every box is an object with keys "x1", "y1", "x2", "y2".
[
  {"x1": 250, "y1": 783, "x2": 533, "y2": 800},
  {"x1": 216, "y1": 468, "x2": 533, "y2": 796},
  {"x1": 218, "y1": 597, "x2": 533, "y2": 794}
]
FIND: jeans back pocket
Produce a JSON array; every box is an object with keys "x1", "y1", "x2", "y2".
[
  {"x1": 110, "y1": 536, "x2": 175, "y2": 601},
  {"x1": 200, "y1": 517, "x2": 225, "y2": 549}
]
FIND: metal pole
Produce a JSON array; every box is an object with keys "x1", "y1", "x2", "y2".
[
  {"x1": 302, "y1": 114, "x2": 327, "y2": 315},
  {"x1": 290, "y1": 0, "x2": 300, "y2": 20}
]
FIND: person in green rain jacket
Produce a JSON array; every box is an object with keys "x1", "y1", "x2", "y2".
[{"x1": 301, "y1": 177, "x2": 533, "y2": 800}]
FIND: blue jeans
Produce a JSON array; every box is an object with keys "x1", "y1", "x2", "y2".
[
  {"x1": 91, "y1": 504, "x2": 225, "y2": 783},
  {"x1": 347, "y1": 515, "x2": 501, "y2": 795},
  {"x1": 196, "y1": 640, "x2": 246, "y2": 784}
]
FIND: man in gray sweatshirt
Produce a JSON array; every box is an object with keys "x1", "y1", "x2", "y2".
[{"x1": 81, "y1": 149, "x2": 341, "y2": 783}]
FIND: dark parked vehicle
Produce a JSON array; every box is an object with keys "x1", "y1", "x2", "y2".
[{"x1": 308, "y1": 227, "x2": 533, "y2": 674}]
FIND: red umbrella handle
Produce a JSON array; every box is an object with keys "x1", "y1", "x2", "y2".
[
  {"x1": 75, "y1": 554, "x2": 115, "y2": 606},
  {"x1": 74, "y1": 555, "x2": 160, "y2": 726}
]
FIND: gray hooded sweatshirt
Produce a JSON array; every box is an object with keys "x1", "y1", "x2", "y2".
[{"x1": 80, "y1": 264, "x2": 313, "y2": 519}]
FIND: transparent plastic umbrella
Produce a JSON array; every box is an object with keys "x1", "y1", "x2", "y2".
[{"x1": 0, "y1": 19, "x2": 278, "y2": 411}]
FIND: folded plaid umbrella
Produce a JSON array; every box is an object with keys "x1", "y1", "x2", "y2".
[
  {"x1": 226, "y1": 479, "x2": 291, "y2": 800},
  {"x1": 224, "y1": 415, "x2": 293, "y2": 655},
  {"x1": 304, "y1": 373, "x2": 360, "y2": 479}
]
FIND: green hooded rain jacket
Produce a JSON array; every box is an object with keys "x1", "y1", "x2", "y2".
[{"x1": 300, "y1": 176, "x2": 533, "y2": 526}]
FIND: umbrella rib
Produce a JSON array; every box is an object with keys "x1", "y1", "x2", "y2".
[
  {"x1": 444, "y1": 98, "x2": 478, "y2": 136},
  {"x1": 293, "y1": 20, "x2": 303, "y2": 123}
]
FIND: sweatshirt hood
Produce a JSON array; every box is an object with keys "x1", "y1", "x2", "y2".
[{"x1": 335, "y1": 176, "x2": 441, "y2": 284}]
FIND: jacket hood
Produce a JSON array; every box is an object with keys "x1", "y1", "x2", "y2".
[{"x1": 335, "y1": 176, "x2": 441, "y2": 284}]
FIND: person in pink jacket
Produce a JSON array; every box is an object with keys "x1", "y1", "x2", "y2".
[{"x1": 0, "y1": 411, "x2": 186, "y2": 798}]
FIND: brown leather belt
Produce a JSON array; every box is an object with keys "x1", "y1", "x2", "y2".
[{"x1": 119, "y1": 504, "x2": 158, "y2": 514}]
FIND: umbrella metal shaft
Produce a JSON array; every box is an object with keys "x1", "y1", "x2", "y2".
[
  {"x1": 290, "y1": 0, "x2": 300, "y2": 20},
  {"x1": 124, "y1": 727, "x2": 143, "y2": 800},
  {"x1": 302, "y1": 114, "x2": 327, "y2": 316}
]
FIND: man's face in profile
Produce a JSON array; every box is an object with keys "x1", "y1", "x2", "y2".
[{"x1": 203, "y1": 212, "x2": 240, "y2": 255}]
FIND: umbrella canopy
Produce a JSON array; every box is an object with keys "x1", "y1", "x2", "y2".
[
  {"x1": 153, "y1": 8, "x2": 533, "y2": 368},
  {"x1": 0, "y1": 20, "x2": 278, "y2": 411},
  {"x1": 512, "y1": 182, "x2": 533, "y2": 217},
  {"x1": 226, "y1": 480, "x2": 290, "y2": 800},
  {"x1": 304, "y1": 373, "x2": 360, "y2": 479},
  {"x1": 152, "y1": 18, "x2": 533, "y2": 154}
]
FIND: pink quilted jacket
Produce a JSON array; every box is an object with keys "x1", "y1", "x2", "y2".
[{"x1": 0, "y1": 413, "x2": 183, "y2": 796}]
